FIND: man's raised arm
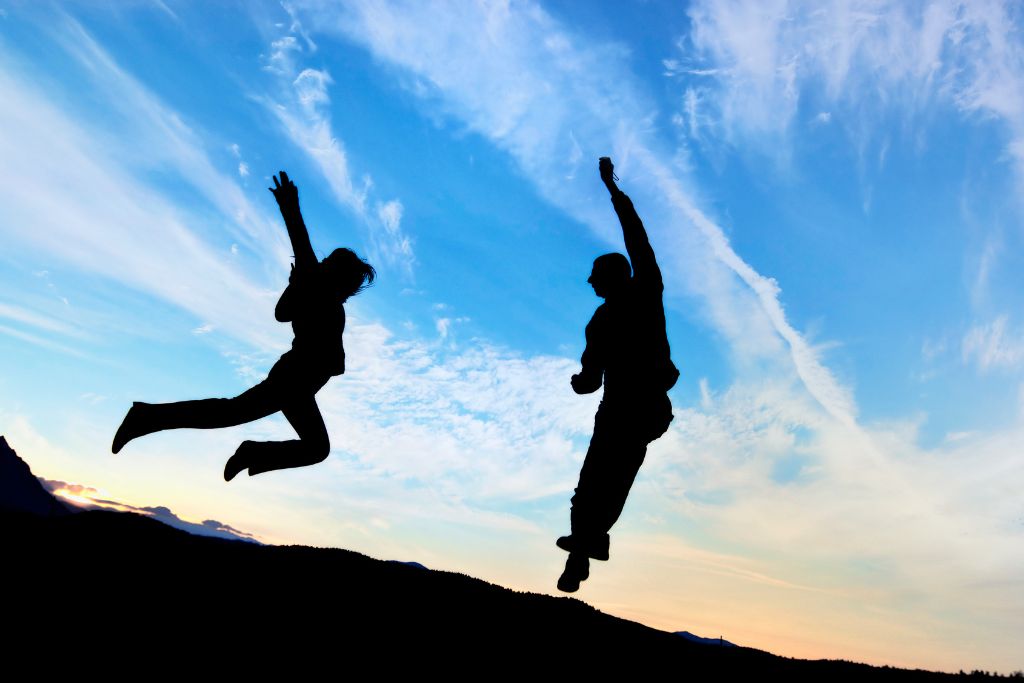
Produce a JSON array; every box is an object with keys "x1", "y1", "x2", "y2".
[
  {"x1": 599, "y1": 157, "x2": 662, "y2": 290},
  {"x1": 269, "y1": 171, "x2": 317, "y2": 272}
]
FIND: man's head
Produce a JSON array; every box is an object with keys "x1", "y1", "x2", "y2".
[{"x1": 588, "y1": 252, "x2": 631, "y2": 299}]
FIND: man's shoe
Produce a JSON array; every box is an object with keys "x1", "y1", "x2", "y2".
[
  {"x1": 557, "y1": 553, "x2": 590, "y2": 593},
  {"x1": 556, "y1": 534, "x2": 609, "y2": 561},
  {"x1": 556, "y1": 535, "x2": 575, "y2": 553}
]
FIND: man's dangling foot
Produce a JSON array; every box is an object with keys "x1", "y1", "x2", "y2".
[
  {"x1": 557, "y1": 552, "x2": 590, "y2": 593},
  {"x1": 556, "y1": 535, "x2": 576, "y2": 553},
  {"x1": 112, "y1": 402, "x2": 154, "y2": 454},
  {"x1": 224, "y1": 441, "x2": 256, "y2": 482},
  {"x1": 557, "y1": 534, "x2": 610, "y2": 561}
]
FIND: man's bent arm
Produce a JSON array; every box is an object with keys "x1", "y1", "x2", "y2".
[{"x1": 572, "y1": 317, "x2": 604, "y2": 394}]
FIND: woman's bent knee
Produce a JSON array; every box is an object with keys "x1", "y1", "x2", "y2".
[{"x1": 308, "y1": 437, "x2": 330, "y2": 464}]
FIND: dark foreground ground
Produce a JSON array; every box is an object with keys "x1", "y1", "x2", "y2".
[
  {"x1": 4, "y1": 507, "x2": 1010, "y2": 679},
  {"x1": 2, "y1": 436, "x2": 1012, "y2": 678}
]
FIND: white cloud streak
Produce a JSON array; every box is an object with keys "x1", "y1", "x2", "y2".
[
  {"x1": 0, "y1": 301, "x2": 85, "y2": 338},
  {"x1": 0, "y1": 18, "x2": 289, "y2": 351},
  {"x1": 963, "y1": 315, "x2": 1024, "y2": 371},
  {"x1": 315, "y1": 320, "x2": 597, "y2": 500},
  {"x1": 260, "y1": 19, "x2": 416, "y2": 276},
  {"x1": 0, "y1": 323, "x2": 90, "y2": 359},
  {"x1": 58, "y1": 18, "x2": 289, "y2": 260},
  {"x1": 683, "y1": 0, "x2": 1024, "y2": 180},
  {"x1": 290, "y1": 0, "x2": 852, "y2": 425}
]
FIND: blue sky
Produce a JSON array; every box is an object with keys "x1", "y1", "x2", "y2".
[{"x1": 1, "y1": 1, "x2": 1022, "y2": 672}]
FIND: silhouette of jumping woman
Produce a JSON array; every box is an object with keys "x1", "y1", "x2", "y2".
[
  {"x1": 557, "y1": 158, "x2": 678, "y2": 592},
  {"x1": 112, "y1": 171, "x2": 375, "y2": 481}
]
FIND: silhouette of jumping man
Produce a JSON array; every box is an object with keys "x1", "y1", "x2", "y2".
[
  {"x1": 112, "y1": 171, "x2": 375, "y2": 481},
  {"x1": 557, "y1": 158, "x2": 678, "y2": 592}
]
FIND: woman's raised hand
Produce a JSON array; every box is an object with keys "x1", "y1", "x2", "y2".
[{"x1": 270, "y1": 171, "x2": 299, "y2": 209}]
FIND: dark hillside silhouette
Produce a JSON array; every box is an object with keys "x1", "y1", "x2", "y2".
[
  {"x1": 6, "y1": 508, "x2": 995, "y2": 679},
  {"x1": 0, "y1": 435, "x2": 70, "y2": 517},
  {"x1": 2, "y1": 438, "x2": 1004, "y2": 679},
  {"x1": 676, "y1": 630, "x2": 737, "y2": 647}
]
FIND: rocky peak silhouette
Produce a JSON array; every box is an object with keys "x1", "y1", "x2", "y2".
[{"x1": 0, "y1": 435, "x2": 70, "y2": 517}]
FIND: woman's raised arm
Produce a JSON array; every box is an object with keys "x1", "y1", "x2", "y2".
[{"x1": 269, "y1": 171, "x2": 317, "y2": 272}]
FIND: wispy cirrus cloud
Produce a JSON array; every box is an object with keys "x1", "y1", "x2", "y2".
[
  {"x1": 963, "y1": 315, "x2": 1024, "y2": 372},
  {"x1": 680, "y1": 0, "x2": 1024, "y2": 174},
  {"x1": 0, "y1": 301, "x2": 86, "y2": 339},
  {"x1": 676, "y1": 3, "x2": 1024, "y2": 396},
  {"x1": 0, "y1": 17, "x2": 290, "y2": 352},
  {"x1": 288, "y1": 0, "x2": 853, "y2": 424},
  {"x1": 259, "y1": 12, "x2": 415, "y2": 277},
  {"x1": 56, "y1": 18, "x2": 289, "y2": 261},
  {"x1": 243, "y1": 318, "x2": 597, "y2": 504}
]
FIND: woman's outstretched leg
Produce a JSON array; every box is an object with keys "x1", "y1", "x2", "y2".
[
  {"x1": 223, "y1": 392, "x2": 329, "y2": 481},
  {"x1": 112, "y1": 379, "x2": 281, "y2": 454}
]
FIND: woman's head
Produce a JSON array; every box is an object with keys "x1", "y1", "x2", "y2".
[{"x1": 322, "y1": 248, "x2": 376, "y2": 300}]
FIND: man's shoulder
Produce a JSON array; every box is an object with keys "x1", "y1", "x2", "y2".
[{"x1": 629, "y1": 274, "x2": 664, "y2": 297}]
